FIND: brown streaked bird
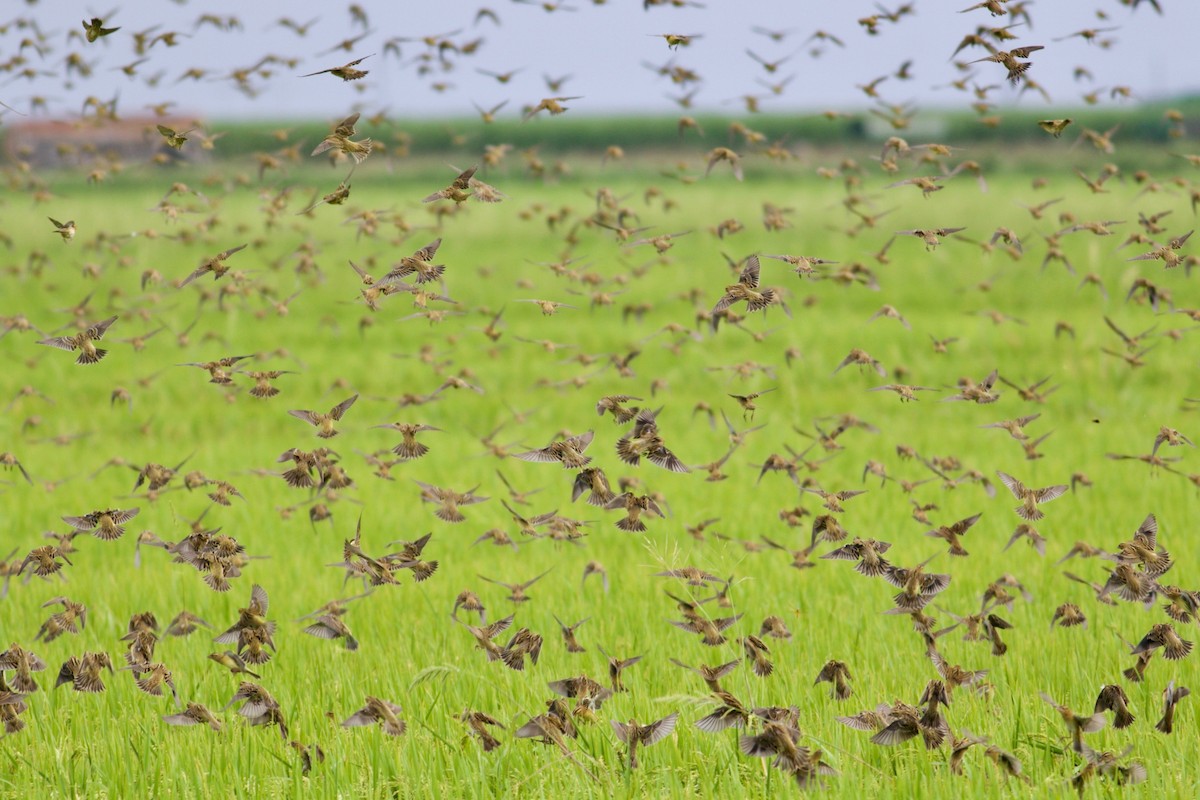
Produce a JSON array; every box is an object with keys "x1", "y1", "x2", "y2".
[
  {"x1": 832, "y1": 348, "x2": 885, "y2": 377},
  {"x1": 1099, "y1": 562, "x2": 1157, "y2": 604},
  {"x1": 167, "y1": 611, "x2": 212, "y2": 637},
  {"x1": 55, "y1": 651, "x2": 114, "y2": 693},
  {"x1": 705, "y1": 147, "x2": 744, "y2": 181},
  {"x1": 896, "y1": 227, "x2": 966, "y2": 250},
  {"x1": 711, "y1": 255, "x2": 779, "y2": 319},
  {"x1": 478, "y1": 568, "x2": 552, "y2": 604},
  {"x1": 885, "y1": 556, "x2": 952, "y2": 612},
  {"x1": 670, "y1": 657, "x2": 740, "y2": 693},
  {"x1": 1094, "y1": 685, "x2": 1135, "y2": 729},
  {"x1": 695, "y1": 690, "x2": 751, "y2": 733},
  {"x1": 311, "y1": 112, "x2": 373, "y2": 163},
  {"x1": 729, "y1": 387, "x2": 775, "y2": 421},
  {"x1": 303, "y1": 615, "x2": 358, "y2": 650},
  {"x1": 1132, "y1": 623, "x2": 1193, "y2": 661},
  {"x1": 762, "y1": 253, "x2": 837, "y2": 278},
  {"x1": 655, "y1": 566, "x2": 725, "y2": 588},
  {"x1": 124, "y1": 661, "x2": 179, "y2": 703},
  {"x1": 980, "y1": 413, "x2": 1042, "y2": 441},
  {"x1": 38, "y1": 316, "x2": 118, "y2": 365},
  {"x1": 423, "y1": 165, "x2": 479, "y2": 205},
  {"x1": 605, "y1": 492, "x2": 665, "y2": 532},
  {"x1": 814, "y1": 660, "x2": 853, "y2": 700},
  {"x1": 451, "y1": 590, "x2": 486, "y2": 624},
  {"x1": 156, "y1": 124, "x2": 193, "y2": 150},
  {"x1": 82, "y1": 17, "x2": 120, "y2": 42},
  {"x1": 1155, "y1": 681, "x2": 1189, "y2": 734},
  {"x1": 1152, "y1": 426, "x2": 1194, "y2": 456},
  {"x1": 514, "y1": 430, "x2": 595, "y2": 469},
  {"x1": 598, "y1": 647, "x2": 642, "y2": 693},
  {"x1": 924, "y1": 513, "x2": 983, "y2": 557},
  {"x1": 460, "y1": 613, "x2": 514, "y2": 663},
  {"x1": 596, "y1": 395, "x2": 643, "y2": 424},
  {"x1": 515, "y1": 699, "x2": 579, "y2": 761},
  {"x1": 372, "y1": 422, "x2": 441, "y2": 459},
  {"x1": 48, "y1": 217, "x2": 76, "y2": 242},
  {"x1": 996, "y1": 471, "x2": 1068, "y2": 521},
  {"x1": 343, "y1": 696, "x2": 406, "y2": 737},
  {"x1": 803, "y1": 486, "x2": 867, "y2": 514},
  {"x1": 759, "y1": 615, "x2": 792, "y2": 639},
  {"x1": 415, "y1": 480, "x2": 489, "y2": 523},
  {"x1": 459, "y1": 709, "x2": 505, "y2": 751},
  {"x1": 501, "y1": 627, "x2": 544, "y2": 671},
  {"x1": 669, "y1": 613, "x2": 743, "y2": 647},
  {"x1": 552, "y1": 615, "x2": 589, "y2": 653},
  {"x1": 822, "y1": 537, "x2": 893, "y2": 577},
  {"x1": 213, "y1": 584, "x2": 275, "y2": 664},
  {"x1": 62, "y1": 507, "x2": 140, "y2": 541},
  {"x1": 289, "y1": 394, "x2": 359, "y2": 438},
  {"x1": 971, "y1": 44, "x2": 1044, "y2": 84},
  {"x1": 1040, "y1": 691, "x2": 1105, "y2": 751},
  {"x1": 163, "y1": 702, "x2": 222, "y2": 731},
  {"x1": 548, "y1": 673, "x2": 613, "y2": 716},
  {"x1": 1038, "y1": 118, "x2": 1073, "y2": 138},
  {"x1": 522, "y1": 96, "x2": 582, "y2": 121},
  {"x1": 572, "y1": 468, "x2": 615, "y2": 508},
  {"x1": 612, "y1": 712, "x2": 679, "y2": 769},
  {"x1": 36, "y1": 596, "x2": 87, "y2": 643},
  {"x1": 241, "y1": 370, "x2": 295, "y2": 399},
  {"x1": 300, "y1": 53, "x2": 373, "y2": 81},
  {"x1": 870, "y1": 383, "x2": 937, "y2": 402},
  {"x1": 180, "y1": 355, "x2": 253, "y2": 386},
  {"x1": 17, "y1": 545, "x2": 73, "y2": 578},
  {"x1": 1051, "y1": 602, "x2": 1087, "y2": 629},
  {"x1": 0, "y1": 644, "x2": 47, "y2": 693},
  {"x1": 740, "y1": 635, "x2": 773, "y2": 677},
  {"x1": 179, "y1": 244, "x2": 248, "y2": 286}
]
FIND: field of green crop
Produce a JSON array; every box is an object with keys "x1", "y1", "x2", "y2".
[{"x1": 1, "y1": 142, "x2": 1198, "y2": 800}]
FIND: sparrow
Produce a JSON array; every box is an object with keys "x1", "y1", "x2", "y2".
[
  {"x1": 996, "y1": 471, "x2": 1068, "y2": 521},
  {"x1": 611, "y1": 712, "x2": 679, "y2": 768},
  {"x1": 343, "y1": 696, "x2": 406, "y2": 736},
  {"x1": 1094, "y1": 684, "x2": 1135, "y2": 729},
  {"x1": 459, "y1": 709, "x2": 504, "y2": 751},
  {"x1": 300, "y1": 54, "x2": 373, "y2": 81},
  {"x1": 289, "y1": 394, "x2": 359, "y2": 438},
  {"x1": 814, "y1": 660, "x2": 853, "y2": 700},
  {"x1": 179, "y1": 244, "x2": 248, "y2": 286},
  {"x1": 38, "y1": 316, "x2": 118, "y2": 364},
  {"x1": 82, "y1": 18, "x2": 120, "y2": 42},
  {"x1": 514, "y1": 431, "x2": 595, "y2": 468},
  {"x1": 62, "y1": 507, "x2": 140, "y2": 541},
  {"x1": 163, "y1": 702, "x2": 222, "y2": 731},
  {"x1": 48, "y1": 217, "x2": 76, "y2": 241},
  {"x1": 1155, "y1": 681, "x2": 1189, "y2": 734},
  {"x1": 372, "y1": 422, "x2": 440, "y2": 459}
]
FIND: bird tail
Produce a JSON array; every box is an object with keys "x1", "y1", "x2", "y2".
[{"x1": 77, "y1": 348, "x2": 107, "y2": 365}]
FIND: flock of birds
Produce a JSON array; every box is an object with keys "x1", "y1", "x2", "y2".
[{"x1": 0, "y1": 0, "x2": 1197, "y2": 795}]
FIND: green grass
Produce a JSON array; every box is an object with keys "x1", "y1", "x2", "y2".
[{"x1": 0, "y1": 146, "x2": 1198, "y2": 799}]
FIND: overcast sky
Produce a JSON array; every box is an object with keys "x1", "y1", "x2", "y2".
[{"x1": 1, "y1": 0, "x2": 1195, "y2": 121}]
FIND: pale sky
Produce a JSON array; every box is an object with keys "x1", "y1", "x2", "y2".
[{"x1": 1, "y1": 1, "x2": 1195, "y2": 121}]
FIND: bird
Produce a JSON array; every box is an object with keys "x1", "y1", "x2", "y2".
[
  {"x1": 179, "y1": 244, "x2": 249, "y2": 286},
  {"x1": 996, "y1": 471, "x2": 1069, "y2": 520},
  {"x1": 372, "y1": 422, "x2": 441, "y2": 459},
  {"x1": 612, "y1": 712, "x2": 679, "y2": 768},
  {"x1": 300, "y1": 54, "x2": 373, "y2": 81},
  {"x1": 896, "y1": 227, "x2": 967, "y2": 250},
  {"x1": 513, "y1": 431, "x2": 595, "y2": 468},
  {"x1": 343, "y1": 696, "x2": 406, "y2": 736},
  {"x1": 288, "y1": 394, "x2": 359, "y2": 438},
  {"x1": 1156, "y1": 682, "x2": 1190, "y2": 734},
  {"x1": 82, "y1": 17, "x2": 120, "y2": 42},
  {"x1": 48, "y1": 217, "x2": 76, "y2": 241},
  {"x1": 38, "y1": 316, "x2": 118, "y2": 364}
]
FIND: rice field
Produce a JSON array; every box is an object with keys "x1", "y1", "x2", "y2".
[{"x1": 0, "y1": 145, "x2": 1197, "y2": 800}]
